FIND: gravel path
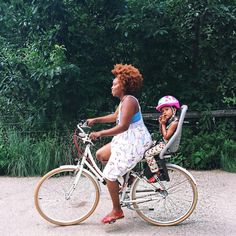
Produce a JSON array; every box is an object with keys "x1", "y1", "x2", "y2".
[{"x1": 0, "y1": 170, "x2": 236, "y2": 236}]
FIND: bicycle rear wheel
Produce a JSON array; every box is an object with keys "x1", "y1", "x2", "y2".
[
  {"x1": 34, "y1": 166, "x2": 100, "y2": 225},
  {"x1": 131, "y1": 164, "x2": 198, "y2": 226}
]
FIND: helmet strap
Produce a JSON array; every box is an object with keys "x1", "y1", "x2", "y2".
[
  {"x1": 171, "y1": 107, "x2": 176, "y2": 118},
  {"x1": 166, "y1": 107, "x2": 176, "y2": 125}
]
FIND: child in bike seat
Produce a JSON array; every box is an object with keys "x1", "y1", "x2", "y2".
[{"x1": 144, "y1": 95, "x2": 180, "y2": 183}]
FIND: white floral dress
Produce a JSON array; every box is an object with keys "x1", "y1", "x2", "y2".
[{"x1": 103, "y1": 96, "x2": 152, "y2": 181}]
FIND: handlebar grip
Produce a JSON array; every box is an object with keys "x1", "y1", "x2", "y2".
[{"x1": 78, "y1": 133, "x2": 87, "y2": 138}]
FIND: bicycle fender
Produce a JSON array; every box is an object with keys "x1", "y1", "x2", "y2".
[
  {"x1": 166, "y1": 163, "x2": 197, "y2": 185},
  {"x1": 59, "y1": 165, "x2": 77, "y2": 169}
]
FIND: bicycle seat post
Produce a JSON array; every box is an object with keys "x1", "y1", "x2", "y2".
[{"x1": 119, "y1": 172, "x2": 132, "y2": 205}]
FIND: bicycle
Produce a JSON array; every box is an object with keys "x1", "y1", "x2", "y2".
[{"x1": 34, "y1": 117, "x2": 198, "y2": 226}]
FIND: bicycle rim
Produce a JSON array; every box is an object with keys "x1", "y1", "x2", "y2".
[
  {"x1": 34, "y1": 167, "x2": 100, "y2": 226},
  {"x1": 131, "y1": 164, "x2": 198, "y2": 226}
]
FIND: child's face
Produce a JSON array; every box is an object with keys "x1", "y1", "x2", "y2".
[{"x1": 160, "y1": 106, "x2": 176, "y2": 119}]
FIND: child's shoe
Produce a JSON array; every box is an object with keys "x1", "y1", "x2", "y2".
[{"x1": 148, "y1": 171, "x2": 161, "y2": 183}]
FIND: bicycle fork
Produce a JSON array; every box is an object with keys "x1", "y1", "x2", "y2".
[{"x1": 65, "y1": 155, "x2": 87, "y2": 200}]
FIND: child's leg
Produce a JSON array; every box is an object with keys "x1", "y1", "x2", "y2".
[{"x1": 144, "y1": 142, "x2": 166, "y2": 173}]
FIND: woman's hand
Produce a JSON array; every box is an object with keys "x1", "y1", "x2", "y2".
[
  {"x1": 87, "y1": 118, "x2": 96, "y2": 127},
  {"x1": 89, "y1": 131, "x2": 102, "y2": 140}
]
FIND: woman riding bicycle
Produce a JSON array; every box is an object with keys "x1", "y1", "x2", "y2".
[{"x1": 87, "y1": 63, "x2": 152, "y2": 224}]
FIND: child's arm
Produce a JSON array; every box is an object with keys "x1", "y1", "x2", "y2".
[{"x1": 159, "y1": 115, "x2": 178, "y2": 141}]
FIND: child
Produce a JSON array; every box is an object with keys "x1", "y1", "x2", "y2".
[{"x1": 144, "y1": 95, "x2": 180, "y2": 183}]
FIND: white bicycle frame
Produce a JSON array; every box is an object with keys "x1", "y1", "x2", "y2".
[{"x1": 63, "y1": 123, "x2": 164, "y2": 206}]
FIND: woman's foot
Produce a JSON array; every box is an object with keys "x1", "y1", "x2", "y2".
[{"x1": 101, "y1": 210, "x2": 124, "y2": 224}]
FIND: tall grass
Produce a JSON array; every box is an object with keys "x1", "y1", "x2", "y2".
[
  {"x1": 0, "y1": 127, "x2": 73, "y2": 176},
  {"x1": 220, "y1": 140, "x2": 236, "y2": 172},
  {"x1": 0, "y1": 121, "x2": 235, "y2": 176},
  {"x1": 35, "y1": 136, "x2": 73, "y2": 176},
  {"x1": 6, "y1": 130, "x2": 34, "y2": 176}
]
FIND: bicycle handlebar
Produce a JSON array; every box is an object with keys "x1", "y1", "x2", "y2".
[{"x1": 76, "y1": 120, "x2": 94, "y2": 145}]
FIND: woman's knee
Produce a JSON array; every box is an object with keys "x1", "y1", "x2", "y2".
[
  {"x1": 96, "y1": 143, "x2": 111, "y2": 163},
  {"x1": 96, "y1": 149, "x2": 103, "y2": 161}
]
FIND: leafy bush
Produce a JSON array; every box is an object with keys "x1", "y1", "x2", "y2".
[
  {"x1": 177, "y1": 118, "x2": 235, "y2": 170},
  {"x1": 0, "y1": 118, "x2": 235, "y2": 176},
  {"x1": 220, "y1": 140, "x2": 236, "y2": 172},
  {"x1": 0, "y1": 145, "x2": 8, "y2": 175},
  {"x1": 1, "y1": 0, "x2": 236, "y2": 134}
]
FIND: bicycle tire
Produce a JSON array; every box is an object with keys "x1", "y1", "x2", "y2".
[
  {"x1": 131, "y1": 164, "x2": 198, "y2": 226},
  {"x1": 34, "y1": 166, "x2": 100, "y2": 226}
]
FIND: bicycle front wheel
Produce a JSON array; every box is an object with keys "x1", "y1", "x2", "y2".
[
  {"x1": 131, "y1": 164, "x2": 198, "y2": 226},
  {"x1": 34, "y1": 166, "x2": 100, "y2": 226}
]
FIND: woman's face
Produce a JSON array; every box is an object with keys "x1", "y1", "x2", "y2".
[{"x1": 111, "y1": 77, "x2": 124, "y2": 97}]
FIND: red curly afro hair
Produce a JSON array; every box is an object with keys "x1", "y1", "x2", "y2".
[{"x1": 111, "y1": 64, "x2": 143, "y2": 95}]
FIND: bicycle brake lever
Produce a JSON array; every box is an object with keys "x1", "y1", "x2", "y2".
[
  {"x1": 84, "y1": 136, "x2": 94, "y2": 146},
  {"x1": 79, "y1": 120, "x2": 91, "y2": 128}
]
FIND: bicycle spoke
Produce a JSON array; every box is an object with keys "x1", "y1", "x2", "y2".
[
  {"x1": 131, "y1": 164, "x2": 198, "y2": 226},
  {"x1": 35, "y1": 167, "x2": 100, "y2": 225}
]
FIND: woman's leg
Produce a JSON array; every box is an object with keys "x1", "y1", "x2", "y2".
[
  {"x1": 99, "y1": 143, "x2": 123, "y2": 223},
  {"x1": 96, "y1": 142, "x2": 111, "y2": 164},
  {"x1": 106, "y1": 180, "x2": 123, "y2": 212},
  {"x1": 101, "y1": 179, "x2": 124, "y2": 223}
]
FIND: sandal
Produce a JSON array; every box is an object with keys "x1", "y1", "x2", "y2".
[{"x1": 101, "y1": 211, "x2": 124, "y2": 224}]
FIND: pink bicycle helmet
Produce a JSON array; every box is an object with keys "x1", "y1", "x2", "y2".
[{"x1": 156, "y1": 95, "x2": 180, "y2": 112}]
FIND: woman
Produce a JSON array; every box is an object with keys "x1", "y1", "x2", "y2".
[{"x1": 87, "y1": 64, "x2": 152, "y2": 224}]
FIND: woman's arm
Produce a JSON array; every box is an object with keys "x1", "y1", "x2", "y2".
[
  {"x1": 87, "y1": 108, "x2": 119, "y2": 126},
  {"x1": 89, "y1": 97, "x2": 138, "y2": 139}
]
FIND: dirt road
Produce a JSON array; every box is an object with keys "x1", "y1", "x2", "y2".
[{"x1": 0, "y1": 170, "x2": 236, "y2": 236}]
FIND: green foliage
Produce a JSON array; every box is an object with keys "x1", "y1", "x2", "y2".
[
  {"x1": 114, "y1": 0, "x2": 236, "y2": 109},
  {"x1": 1, "y1": 0, "x2": 236, "y2": 130},
  {"x1": 169, "y1": 153, "x2": 187, "y2": 167},
  {"x1": 220, "y1": 139, "x2": 236, "y2": 172},
  {"x1": 34, "y1": 135, "x2": 73, "y2": 176},
  {"x1": 198, "y1": 106, "x2": 215, "y2": 131},
  {"x1": 3, "y1": 130, "x2": 34, "y2": 176},
  {"x1": 0, "y1": 126, "x2": 73, "y2": 176},
  {"x1": 178, "y1": 119, "x2": 235, "y2": 170},
  {"x1": 219, "y1": 63, "x2": 236, "y2": 107},
  {"x1": 0, "y1": 0, "x2": 236, "y2": 175},
  {"x1": 185, "y1": 132, "x2": 221, "y2": 169}
]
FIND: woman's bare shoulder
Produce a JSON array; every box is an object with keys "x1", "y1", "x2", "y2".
[
  {"x1": 125, "y1": 95, "x2": 139, "y2": 104},
  {"x1": 121, "y1": 96, "x2": 139, "y2": 112}
]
